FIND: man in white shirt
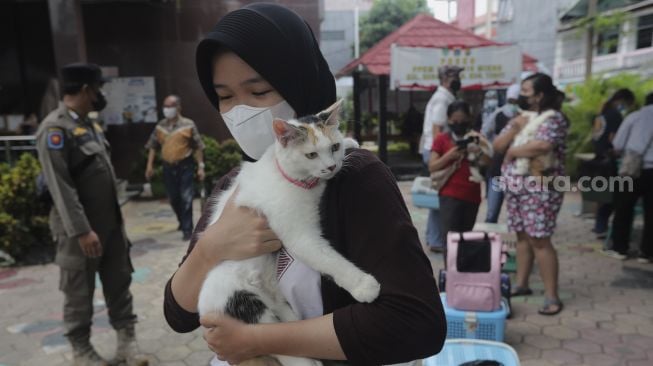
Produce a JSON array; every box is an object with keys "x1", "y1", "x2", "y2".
[
  {"x1": 608, "y1": 92, "x2": 653, "y2": 263},
  {"x1": 420, "y1": 65, "x2": 463, "y2": 252}
]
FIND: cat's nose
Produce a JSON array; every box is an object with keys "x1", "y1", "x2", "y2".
[{"x1": 327, "y1": 165, "x2": 336, "y2": 171}]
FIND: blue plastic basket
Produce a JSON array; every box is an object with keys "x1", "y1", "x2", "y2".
[
  {"x1": 424, "y1": 339, "x2": 520, "y2": 366},
  {"x1": 411, "y1": 177, "x2": 439, "y2": 209},
  {"x1": 441, "y1": 294, "x2": 508, "y2": 342}
]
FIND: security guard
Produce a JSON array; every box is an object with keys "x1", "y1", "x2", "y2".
[{"x1": 35, "y1": 63, "x2": 147, "y2": 366}]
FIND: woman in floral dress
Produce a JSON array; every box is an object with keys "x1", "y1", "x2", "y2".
[{"x1": 493, "y1": 73, "x2": 568, "y2": 316}]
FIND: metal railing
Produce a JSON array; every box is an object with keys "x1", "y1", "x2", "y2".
[{"x1": 0, "y1": 135, "x2": 37, "y2": 164}]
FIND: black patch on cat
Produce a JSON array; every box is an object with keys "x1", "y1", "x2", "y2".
[
  {"x1": 297, "y1": 114, "x2": 321, "y2": 124},
  {"x1": 224, "y1": 290, "x2": 267, "y2": 324}
]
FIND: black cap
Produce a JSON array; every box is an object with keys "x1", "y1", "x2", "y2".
[{"x1": 61, "y1": 63, "x2": 106, "y2": 86}]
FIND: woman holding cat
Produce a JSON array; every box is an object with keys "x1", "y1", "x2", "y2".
[
  {"x1": 493, "y1": 73, "x2": 568, "y2": 316},
  {"x1": 163, "y1": 3, "x2": 446, "y2": 365},
  {"x1": 428, "y1": 101, "x2": 490, "y2": 239}
]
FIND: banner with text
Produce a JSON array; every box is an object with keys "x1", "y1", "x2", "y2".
[{"x1": 390, "y1": 45, "x2": 522, "y2": 90}]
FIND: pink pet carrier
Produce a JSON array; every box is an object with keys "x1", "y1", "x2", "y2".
[{"x1": 446, "y1": 232, "x2": 504, "y2": 312}]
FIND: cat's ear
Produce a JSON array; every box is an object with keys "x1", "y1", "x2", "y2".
[
  {"x1": 273, "y1": 118, "x2": 306, "y2": 147},
  {"x1": 318, "y1": 99, "x2": 344, "y2": 128}
]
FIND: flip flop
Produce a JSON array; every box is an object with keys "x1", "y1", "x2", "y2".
[
  {"x1": 538, "y1": 298, "x2": 564, "y2": 316},
  {"x1": 510, "y1": 286, "x2": 533, "y2": 297}
]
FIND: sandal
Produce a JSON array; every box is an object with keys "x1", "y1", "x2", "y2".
[
  {"x1": 510, "y1": 286, "x2": 533, "y2": 297},
  {"x1": 538, "y1": 298, "x2": 564, "y2": 316}
]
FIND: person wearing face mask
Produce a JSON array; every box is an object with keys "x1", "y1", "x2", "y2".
[
  {"x1": 588, "y1": 88, "x2": 635, "y2": 240},
  {"x1": 429, "y1": 101, "x2": 490, "y2": 245},
  {"x1": 493, "y1": 73, "x2": 569, "y2": 316},
  {"x1": 482, "y1": 83, "x2": 521, "y2": 223},
  {"x1": 35, "y1": 63, "x2": 148, "y2": 365},
  {"x1": 144, "y1": 94, "x2": 205, "y2": 241},
  {"x1": 163, "y1": 4, "x2": 446, "y2": 366},
  {"x1": 419, "y1": 65, "x2": 464, "y2": 253}
]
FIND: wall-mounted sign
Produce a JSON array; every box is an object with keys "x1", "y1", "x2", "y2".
[
  {"x1": 100, "y1": 77, "x2": 158, "y2": 125},
  {"x1": 390, "y1": 45, "x2": 522, "y2": 90}
]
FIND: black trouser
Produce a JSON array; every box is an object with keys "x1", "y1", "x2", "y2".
[
  {"x1": 611, "y1": 169, "x2": 653, "y2": 257},
  {"x1": 58, "y1": 227, "x2": 135, "y2": 345},
  {"x1": 439, "y1": 195, "x2": 480, "y2": 240},
  {"x1": 162, "y1": 157, "x2": 195, "y2": 235}
]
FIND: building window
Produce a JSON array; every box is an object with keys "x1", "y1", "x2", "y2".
[
  {"x1": 637, "y1": 14, "x2": 653, "y2": 49},
  {"x1": 322, "y1": 30, "x2": 346, "y2": 41},
  {"x1": 597, "y1": 26, "x2": 619, "y2": 55}
]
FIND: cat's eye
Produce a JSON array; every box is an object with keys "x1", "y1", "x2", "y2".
[
  {"x1": 305, "y1": 152, "x2": 318, "y2": 159},
  {"x1": 331, "y1": 143, "x2": 340, "y2": 152}
]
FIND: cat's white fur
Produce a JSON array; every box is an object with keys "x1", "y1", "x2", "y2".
[
  {"x1": 511, "y1": 110, "x2": 556, "y2": 175},
  {"x1": 197, "y1": 100, "x2": 378, "y2": 366}
]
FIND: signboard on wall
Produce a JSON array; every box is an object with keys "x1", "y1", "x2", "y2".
[
  {"x1": 390, "y1": 45, "x2": 522, "y2": 90},
  {"x1": 100, "y1": 77, "x2": 158, "y2": 125}
]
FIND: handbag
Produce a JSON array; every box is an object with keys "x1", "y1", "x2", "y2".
[
  {"x1": 431, "y1": 156, "x2": 462, "y2": 191},
  {"x1": 618, "y1": 150, "x2": 644, "y2": 178},
  {"x1": 619, "y1": 134, "x2": 653, "y2": 178}
]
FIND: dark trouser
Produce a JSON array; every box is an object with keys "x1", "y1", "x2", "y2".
[
  {"x1": 611, "y1": 169, "x2": 653, "y2": 257},
  {"x1": 439, "y1": 195, "x2": 480, "y2": 240},
  {"x1": 485, "y1": 175, "x2": 505, "y2": 223},
  {"x1": 162, "y1": 157, "x2": 195, "y2": 235},
  {"x1": 594, "y1": 203, "x2": 613, "y2": 233},
  {"x1": 57, "y1": 227, "x2": 135, "y2": 345}
]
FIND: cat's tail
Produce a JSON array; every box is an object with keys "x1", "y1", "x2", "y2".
[{"x1": 343, "y1": 137, "x2": 360, "y2": 150}]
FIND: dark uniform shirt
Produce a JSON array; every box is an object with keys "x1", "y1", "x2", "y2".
[{"x1": 36, "y1": 105, "x2": 122, "y2": 265}]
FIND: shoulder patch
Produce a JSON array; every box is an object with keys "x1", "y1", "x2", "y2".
[{"x1": 47, "y1": 128, "x2": 64, "y2": 149}]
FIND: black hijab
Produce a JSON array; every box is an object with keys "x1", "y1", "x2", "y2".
[{"x1": 196, "y1": 3, "x2": 336, "y2": 116}]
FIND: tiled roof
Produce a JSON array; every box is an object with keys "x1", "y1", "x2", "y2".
[{"x1": 338, "y1": 14, "x2": 538, "y2": 76}]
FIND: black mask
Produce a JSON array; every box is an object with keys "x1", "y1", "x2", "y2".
[
  {"x1": 517, "y1": 94, "x2": 531, "y2": 110},
  {"x1": 448, "y1": 122, "x2": 469, "y2": 136},
  {"x1": 450, "y1": 80, "x2": 461, "y2": 93},
  {"x1": 92, "y1": 90, "x2": 107, "y2": 111}
]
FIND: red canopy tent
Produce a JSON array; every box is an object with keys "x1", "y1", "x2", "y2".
[{"x1": 337, "y1": 14, "x2": 538, "y2": 162}]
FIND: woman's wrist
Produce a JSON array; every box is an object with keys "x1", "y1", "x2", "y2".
[{"x1": 196, "y1": 235, "x2": 223, "y2": 269}]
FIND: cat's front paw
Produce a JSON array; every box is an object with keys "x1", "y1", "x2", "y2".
[{"x1": 350, "y1": 274, "x2": 381, "y2": 303}]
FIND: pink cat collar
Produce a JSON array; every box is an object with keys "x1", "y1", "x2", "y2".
[{"x1": 275, "y1": 159, "x2": 320, "y2": 189}]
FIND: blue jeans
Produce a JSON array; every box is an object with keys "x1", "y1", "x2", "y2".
[
  {"x1": 162, "y1": 157, "x2": 195, "y2": 235},
  {"x1": 485, "y1": 176, "x2": 505, "y2": 223},
  {"x1": 422, "y1": 150, "x2": 445, "y2": 248}
]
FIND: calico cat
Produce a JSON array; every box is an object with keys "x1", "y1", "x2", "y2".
[
  {"x1": 197, "y1": 100, "x2": 380, "y2": 366},
  {"x1": 461, "y1": 132, "x2": 493, "y2": 183}
]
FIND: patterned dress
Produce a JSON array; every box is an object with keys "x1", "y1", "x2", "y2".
[{"x1": 501, "y1": 111, "x2": 569, "y2": 238}]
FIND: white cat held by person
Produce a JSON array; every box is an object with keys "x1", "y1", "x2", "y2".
[{"x1": 197, "y1": 99, "x2": 379, "y2": 366}]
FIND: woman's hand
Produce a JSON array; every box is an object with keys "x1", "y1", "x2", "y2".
[
  {"x1": 444, "y1": 146, "x2": 464, "y2": 162},
  {"x1": 505, "y1": 147, "x2": 516, "y2": 162},
  {"x1": 511, "y1": 114, "x2": 529, "y2": 131},
  {"x1": 197, "y1": 189, "x2": 282, "y2": 264},
  {"x1": 201, "y1": 313, "x2": 259, "y2": 364}
]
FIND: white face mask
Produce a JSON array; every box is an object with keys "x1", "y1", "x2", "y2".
[
  {"x1": 163, "y1": 107, "x2": 177, "y2": 119},
  {"x1": 221, "y1": 100, "x2": 296, "y2": 159}
]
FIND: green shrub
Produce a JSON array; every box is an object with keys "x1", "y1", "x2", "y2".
[
  {"x1": 0, "y1": 153, "x2": 52, "y2": 261},
  {"x1": 562, "y1": 73, "x2": 653, "y2": 177},
  {"x1": 202, "y1": 136, "x2": 242, "y2": 190}
]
